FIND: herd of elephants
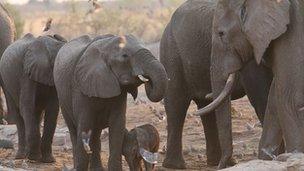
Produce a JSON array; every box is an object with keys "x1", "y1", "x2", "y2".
[{"x1": 0, "y1": 0, "x2": 304, "y2": 170}]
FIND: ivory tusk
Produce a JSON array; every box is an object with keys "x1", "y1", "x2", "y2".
[
  {"x1": 138, "y1": 75, "x2": 149, "y2": 82},
  {"x1": 194, "y1": 73, "x2": 236, "y2": 116}
]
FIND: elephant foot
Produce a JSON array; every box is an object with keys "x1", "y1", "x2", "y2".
[
  {"x1": 162, "y1": 157, "x2": 186, "y2": 169},
  {"x1": 89, "y1": 162, "x2": 103, "y2": 171},
  {"x1": 15, "y1": 150, "x2": 27, "y2": 159},
  {"x1": 41, "y1": 153, "x2": 56, "y2": 163},
  {"x1": 217, "y1": 157, "x2": 237, "y2": 169},
  {"x1": 89, "y1": 166, "x2": 105, "y2": 171},
  {"x1": 27, "y1": 151, "x2": 42, "y2": 162},
  {"x1": 90, "y1": 154, "x2": 102, "y2": 170},
  {"x1": 206, "y1": 152, "x2": 221, "y2": 166},
  {"x1": 207, "y1": 159, "x2": 220, "y2": 166}
]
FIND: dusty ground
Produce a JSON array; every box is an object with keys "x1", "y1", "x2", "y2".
[{"x1": 0, "y1": 85, "x2": 262, "y2": 171}]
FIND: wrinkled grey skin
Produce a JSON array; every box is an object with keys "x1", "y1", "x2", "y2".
[
  {"x1": 54, "y1": 34, "x2": 167, "y2": 171},
  {"x1": 160, "y1": 0, "x2": 272, "y2": 169},
  {"x1": 0, "y1": 33, "x2": 66, "y2": 162},
  {"x1": 0, "y1": 3, "x2": 15, "y2": 122},
  {"x1": 197, "y1": 0, "x2": 304, "y2": 169},
  {"x1": 123, "y1": 124, "x2": 160, "y2": 171}
]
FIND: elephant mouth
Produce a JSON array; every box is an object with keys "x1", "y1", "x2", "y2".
[
  {"x1": 124, "y1": 85, "x2": 138, "y2": 100},
  {"x1": 194, "y1": 73, "x2": 237, "y2": 116},
  {"x1": 121, "y1": 75, "x2": 151, "y2": 100}
]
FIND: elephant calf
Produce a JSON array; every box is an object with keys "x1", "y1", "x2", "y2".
[
  {"x1": 0, "y1": 33, "x2": 66, "y2": 162},
  {"x1": 54, "y1": 34, "x2": 167, "y2": 170},
  {"x1": 123, "y1": 124, "x2": 160, "y2": 171}
]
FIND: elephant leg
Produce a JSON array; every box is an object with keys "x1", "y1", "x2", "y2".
[
  {"x1": 41, "y1": 93, "x2": 59, "y2": 163},
  {"x1": 195, "y1": 99, "x2": 221, "y2": 166},
  {"x1": 108, "y1": 97, "x2": 126, "y2": 171},
  {"x1": 273, "y1": 89, "x2": 302, "y2": 153},
  {"x1": 15, "y1": 113, "x2": 27, "y2": 159},
  {"x1": 0, "y1": 90, "x2": 3, "y2": 120},
  {"x1": 208, "y1": 70, "x2": 235, "y2": 169},
  {"x1": 215, "y1": 98, "x2": 236, "y2": 169},
  {"x1": 89, "y1": 128, "x2": 104, "y2": 171},
  {"x1": 20, "y1": 79, "x2": 41, "y2": 161},
  {"x1": 8, "y1": 98, "x2": 25, "y2": 159},
  {"x1": 258, "y1": 82, "x2": 283, "y2": 159},
  {"x1": 73, "y1": 97, "x2": 92, "y2": 171},
  {"x1": 144, "y1": 161, "x2": 154, "y2": 171},
  {"x1": 75, "y1": 129, "x2": 90, "y2": 171},
  {"x1": 61, "y1": 108, "x2": 78, "y2": 169},
  {"x1": 162, "y1": 85, "x2": 190, "y2": 169}
]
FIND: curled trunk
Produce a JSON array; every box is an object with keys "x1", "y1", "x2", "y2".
[{"x1": 135, "y1": 50, "x2": 168, "y2": 102}]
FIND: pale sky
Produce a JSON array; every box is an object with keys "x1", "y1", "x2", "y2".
[
  {"x1": 5, "y1": 0, "x2": 110, "y2": 5},
  {"x1": 6, "y1": 0, "x2": 65, "y2": 4}
]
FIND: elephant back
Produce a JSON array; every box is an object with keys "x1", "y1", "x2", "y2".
[
  {"x1": 0, "y1": 33, "x2": 35, "y2": 105},
  {"x1": 54, "y1": 35, "x2": 93, "y2": 114}
]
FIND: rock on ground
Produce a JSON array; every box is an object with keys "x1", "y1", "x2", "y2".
[
  {"x1": 222, "y1": 153, "x2": 304, "y2": 171},
  {"x1": 0, "y1": 166, "x2": 27, "y2": 171}
]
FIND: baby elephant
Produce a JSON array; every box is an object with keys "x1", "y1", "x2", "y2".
[
  {"x1": 123, "y1": 124, "x2": 160, "y2": 171},
  {"x1": 0, "y1": 33, "x2": 66, "y2": 162}
]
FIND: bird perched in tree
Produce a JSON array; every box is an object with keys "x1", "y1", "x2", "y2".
[
  {"x1": 43, "y1": 18, "x2": 52, "y2": 32},
  {"x1": 86, "y1": 0, "x2": 102, "y2": 15}
]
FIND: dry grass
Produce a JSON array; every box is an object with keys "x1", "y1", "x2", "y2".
[{"x1": 14, "y1": 0, "x2": 184, "y2": 43}]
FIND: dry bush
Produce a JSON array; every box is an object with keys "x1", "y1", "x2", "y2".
[
  {"x1": 53, "y1": 0, "x2": 183, "y2": 43},
  {"x1": 2, "y1": 3, "x2": 25, "y2": 39}
]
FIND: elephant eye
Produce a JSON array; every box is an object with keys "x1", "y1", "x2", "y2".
[
  {"x1": 122, "y1": 54, "x2": 129, "y2": 58},
  {"x1": 240, "y1": 4, "x2": 247, "y2": 23}
]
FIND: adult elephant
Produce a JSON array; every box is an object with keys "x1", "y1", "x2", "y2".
[
  {"x1": 197, "y1": 0, "x2": 304, "y2": 169},
  {"x1": 0, "y1": 3, "x2": 15, "y2": 122},
  {"x1": 54, "y1": 34, "x2": 167, "y2": 170},
  {"x1": 0, "y1": 33, "x2": 66, "y2": 162},
  {"x1": 160, "y1": 0, "x2": 272, "y2": 169}
]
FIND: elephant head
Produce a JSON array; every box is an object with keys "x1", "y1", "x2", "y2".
[
  {"x1": 24, "y1": 34, "x2": 66, "y2": 86},
  {"x1": 122, "y1": 126, "x2": 159, "y2": 171},
  {"x1": 196, "y1": 0, "x2": 290, "y2": 115},
  {"x1": 74, "y1": 35, "x2": 168, "y2": 102}
]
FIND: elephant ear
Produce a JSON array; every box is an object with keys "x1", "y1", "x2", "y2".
[
  {"x1": 24, "y1": 38, "x2": 54, "y2": 86},
  {"x1": 244, "y1": 0, "x2": 290, "y2": 64},
  {"x1": 74, "y1": 46, "x2": 121, "y2": 98}
]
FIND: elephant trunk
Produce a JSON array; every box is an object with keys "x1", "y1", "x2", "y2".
[
  {"x1": 135, "y1": 50, "x2": 168, "y2": 102},
  {"x1": 195, "y1": 73, "x2": 236, "y2": 116}
]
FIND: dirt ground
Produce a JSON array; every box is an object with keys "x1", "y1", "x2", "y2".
[
  {"x1": 0, "y1": 85, "x2": 261, "y2": 171},
  {"x1": 0, "y1": 85, "x2": 262, "y2": 171}
]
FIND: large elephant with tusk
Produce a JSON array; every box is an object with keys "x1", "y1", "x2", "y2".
[
  {"x1": 160, "y1": 0, "x2": 273, "y2": 169},
  {"x1": 54, "y1": 34, "x2": 168, "y2": 170},
  {"x1": 197, "y1": 0, "x2": 304, "y2": 169}
]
